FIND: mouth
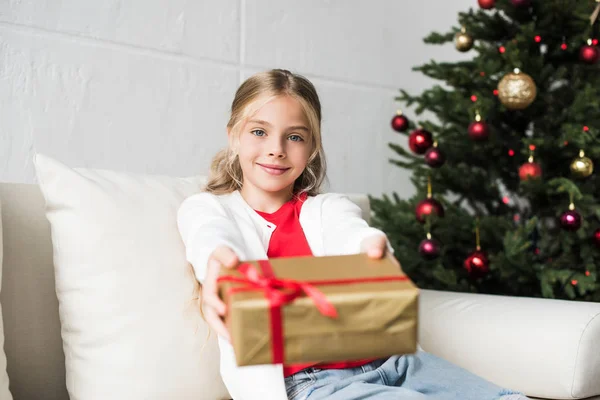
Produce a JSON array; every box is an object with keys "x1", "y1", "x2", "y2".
[{"x1": 257, "y1": 163, "x2": 291, "y2": 176}]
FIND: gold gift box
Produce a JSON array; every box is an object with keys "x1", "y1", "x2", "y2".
[{"x1": 218, "y1": 253, "x2": 419, "y2": 367}]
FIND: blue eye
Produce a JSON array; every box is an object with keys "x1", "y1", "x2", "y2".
[
  {"x1": 289, "y1": 134, "x2": 304, "y2": 142},
  {"x1": 251, "y1": 129, "x2": 266, "y2": 137}
]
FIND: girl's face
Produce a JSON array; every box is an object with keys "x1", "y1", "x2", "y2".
[{"x1": 234, "y1": 94, "x2": 312, "y2": 200}]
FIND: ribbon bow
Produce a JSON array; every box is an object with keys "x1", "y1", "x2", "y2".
[
  {"x1": 237, "y1": 263, "x2": 295, "y2": 305},
  {"x1": 221, "y1": 260, "x2": 338, "y2": 318},
  {"x1": 217, "y1": 260, "x2": 337, "y2": 364}
]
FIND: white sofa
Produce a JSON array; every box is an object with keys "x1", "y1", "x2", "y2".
[{"x1": 0, "y1": 178, "x2": 599, "y2": 400}]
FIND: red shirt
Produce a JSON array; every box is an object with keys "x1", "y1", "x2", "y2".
[{"x1": 254, "y1": 192, "x2": 373, "y2": 378}]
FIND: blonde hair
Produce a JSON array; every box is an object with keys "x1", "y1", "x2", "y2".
[{"x1": 204, "y1": 69, "x2": 327, "y2": 196}]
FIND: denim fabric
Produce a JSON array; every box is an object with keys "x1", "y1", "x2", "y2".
[{"x1": 284, "y1": 350, "x2": 529, "y2": 400}]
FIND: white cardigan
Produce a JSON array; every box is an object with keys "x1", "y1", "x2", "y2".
[{"x1": 177, "y1": 190, "x2": 389, "y2": 400}]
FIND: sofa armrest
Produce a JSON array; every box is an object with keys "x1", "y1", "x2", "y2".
[{"x1": 418, "y1": 289, "x2": 600, "y2": 400}]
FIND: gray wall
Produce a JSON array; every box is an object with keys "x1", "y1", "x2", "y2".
[{"x1": 0, "y1": 0, "x2": 474, "y2": 197}]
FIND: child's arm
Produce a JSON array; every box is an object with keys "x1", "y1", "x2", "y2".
[
  {"x1": 177, "y1": 192, "x2": 248, "y2": 284},
  {"x1": 321, "y1": 193, "x2": 394, "y2": 256},
  {"x1": 178, "y1": 195, "x2": 288, "y2": 399}
]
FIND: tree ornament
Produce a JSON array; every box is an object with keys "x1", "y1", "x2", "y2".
[
  {"x1": 579, "y1": 39, "x2": 600, "y2": 64},
  {"x1": 593, "y1": 228, "x2": 600, "y2": 248},
  {"x1": 424, "y1": 142, "x2": 445, "y2": 168},
  {"x1": 391, "y1": 110, "x2": 410, "y2": 132},
  {"x1": 468, "y1": 110, "x2": 490, "y2": 141},
  {"x1": 464, "y1": 251, "x2": 490, "y2": 278},
  {"x1": 519, "y1": 161, "x2": 542, "y2": 180},
  {"x1": 511, "y1": 0, "x2": 531, "y2": 7},
  {"x1": 415, "y1": 176, "x2": 445, "y2": 223},
  {"x1": 570, "y1": 149, "x2": 594, "y2": 178},
  {"x1": 418, "y1": 233, "x2": 441, "y2": 260},
  {"x1": 464, "y1": 218, "x2": 489, "y2": 278},
  {"x1": 559, "y1": 201, "x2": 582, "y2": 232},
  {"x1": 478, "y1": 0, "x2": 495, "y2": 9},
  {"x1": 408, "y1": 128, "x2": 434, "y2": 155},
  {"x1": 454, "y1": 26, "x2": 474, "y2": 52},
  {"x1": 519, "y1": 148, "x2": 542, "y2": 181},
  {"x1": 415, "y1": 199, "x2": 444, "y2": 224},
  {"x1": 497, "y1": 68, "x2": 537, "y2": 110}
]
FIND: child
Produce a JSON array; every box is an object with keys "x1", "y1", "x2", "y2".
[{"x1": 177, "y1": 69, "x2": 529, "y2": 400}]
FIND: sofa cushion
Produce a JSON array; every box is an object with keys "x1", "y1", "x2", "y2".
[
  {"x1": 0, "y1": 201, "x2": 13, "y2": 400},
  {"x1": 0, "y1": 183, "x2": 66, "y2": 400},
  {"x1": 34, "y1": 153, "x2": 229, "y2": 400}
]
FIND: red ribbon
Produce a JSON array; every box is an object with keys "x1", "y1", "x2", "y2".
[{"x1": 217, "y1": 260, "x2": 409, "y2": 364}]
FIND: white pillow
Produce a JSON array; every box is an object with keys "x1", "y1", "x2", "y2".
[
  {"x1": 34, "y1": 153, "x2": 229, "y2": 400},
  {"x1": 0, "y1": 202, "x2": 14, "y2": 400}
]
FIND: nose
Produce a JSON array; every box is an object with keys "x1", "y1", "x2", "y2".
[
  {"x1": 269, "y1": 151, "x2": 285, "y2": 159},
  {"x1": 268, "y1": 137, "x2": 286, "y2": 158}
]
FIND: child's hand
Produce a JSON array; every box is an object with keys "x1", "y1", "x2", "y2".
[
  {"x1": 360, "y1": 234, "x2": 388, "y2": 259},
  {"x1": 202, "y1": 245, "x2": 239, "y2": 342}
]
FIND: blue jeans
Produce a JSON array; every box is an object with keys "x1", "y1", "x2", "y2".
[{"x1": 284, "y1": 350, "x2": 528, "y2": 400}]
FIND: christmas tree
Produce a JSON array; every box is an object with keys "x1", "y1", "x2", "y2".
[{"x1": 371, "y1": 0, "x2": 600, "y2": 302}]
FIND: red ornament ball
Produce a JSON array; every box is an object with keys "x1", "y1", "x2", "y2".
[
  {"x1": 391, "y1": 114, "x2": 409, "y2": 132},
  {"x1": 579, "y1": 45, "x2": 600, "y2": 64},
  {"x1": 408, "y1": 129, "x2": 434, "y2": 155},
  {"x1": 478, "y1": 0, "x2": 495, "y2": 9},
  {"x1": 424, "y1": 147, "x2": 445, "y2": 168},
  {"x1": 418, "y1": 238, "x2": 441, "y2": 260},
  {"x1": 559, "y1": 210, "x2": 582, "y2": 232},
  {"x1": 593, "y1": 228, "x2": 600, "y2": 248},
  {"x1": 415, "y1": 198, "x2": 445, "y2": 224},
  {"x1": 519, "y1": 161, "x2": 542, "y2": 181},
  {"x1": 464, "y1": 250, "x2": 490, "y2": 278},
  {"x1": 468, "y1": 121, "x2": 490, "y2": 141},
  {"x1": 511, "y1": 0, "x2": 530, "y2": 7}
]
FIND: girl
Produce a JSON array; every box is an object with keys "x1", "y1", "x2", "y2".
[{"x1": 177, "y1": 69, "x2": 529, "y2": 400}]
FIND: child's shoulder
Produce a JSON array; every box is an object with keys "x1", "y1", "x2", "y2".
[
  {"x1": 304, "y1": 192, "x2": 360, "y2": 211},
  {"x1": 179, "y1": 190, "x2": 237, "y2": 212},
  {"x1": 181, "y1": 190, "x2": 220, "y2": 203},
  {"x1": 310, "y1": 192, "x2": 354, "y2": 203}
]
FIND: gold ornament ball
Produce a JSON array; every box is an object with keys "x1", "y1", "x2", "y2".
[
  {"x1": 497, "y1": 69, "x2": 537, "y2": 110},
  {"x1": 570, "y1": 155, "x2": 594, "y2": 178},
  {"x1": 454, "y1": 30, "x2": 474, "y2": 52}
]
